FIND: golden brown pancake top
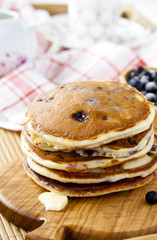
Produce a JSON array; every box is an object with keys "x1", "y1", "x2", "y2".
[{"x1": 25, "y1": 81, "x2": 151, "y2": 140}]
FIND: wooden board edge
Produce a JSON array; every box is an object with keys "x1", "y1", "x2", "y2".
[{"x1": 0, "y1": 161, "x2": 45, "y2": 231}]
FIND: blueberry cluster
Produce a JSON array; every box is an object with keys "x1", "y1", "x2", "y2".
[{"x1": 128, "y1": 66, "x2": 157, "y2": 105}]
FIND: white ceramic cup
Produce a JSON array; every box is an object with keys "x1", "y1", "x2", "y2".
[
  {"x1": 68, "y1": 0, "x2": 132, "y2": 46},
  {"x1": 0, "y1": 10, "x2": 60, "y2": 77}
]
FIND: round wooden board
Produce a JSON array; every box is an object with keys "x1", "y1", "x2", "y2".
[{"x1": 0, "y1": 158, "x2": 157, "y2": 240}]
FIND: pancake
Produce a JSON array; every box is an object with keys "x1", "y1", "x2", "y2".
[
  {"x1": 77, "y1": 125, "x2": 153, "y2": 157},
  {"x1": 22, "y1": 80, "x2": 157, "y2": 197},
  {"x1": 22, "y1": 129, "x2": 154, "y2": 171},
  {"x1": 25, "y1": 80, "x2": 155, "y2": 151},
  {"x1": 24, "y1": 157, "x2": 156, "y2": 197},
  {"x1": 26, "y1": 152, "x2": 157, "y2": 184},
  {"x1": 25, "y1": 124, "x2": 153, "y2": 159}
]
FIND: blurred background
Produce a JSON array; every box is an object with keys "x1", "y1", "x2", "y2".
[
  {"x1": 1, "y1": 0, "x2": 157, "y2": 77},
  {"x1": 1, "y1": 0, "x2": 157, "y2": 239}
]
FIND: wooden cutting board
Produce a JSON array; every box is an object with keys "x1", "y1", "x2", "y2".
[{"x1": 0, "y1": 140, "x2": 157, "y2": 240}]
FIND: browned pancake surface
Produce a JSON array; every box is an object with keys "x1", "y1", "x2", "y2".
[
  {"x1": 25, "y1": 81, "x2": 151, "y2": 140},
  {"x1": 24, "y1": 157, "x2": 155, "y2": 197}
]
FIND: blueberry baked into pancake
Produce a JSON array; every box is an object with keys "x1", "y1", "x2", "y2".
[{"x1": 22, "y1": 80, "x2": 157, "y2": 197}]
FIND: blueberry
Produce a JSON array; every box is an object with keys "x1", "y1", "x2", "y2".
[
  {"x1": 129, "y1": 71, "x2": 137, "y2": 78},
  {"x1": 145, "y1": 92, "x2": 156, "y2": 102},
  {"x1": 129, "y1": 150, "x2": 137, "y2": 155},
  {"x1": 145, "y1": 82, "x2": 157, "y2": 92},
  {"x1": 150, "y1": 145, "x2": 157, "y2": 151},
  {"x1": 140, "y1": 76, "x2": 149, "y2": 87},
  {"x1": 88, "y1": 98, "x2": 99, "y2": 104},
  {"x1": 135, "y1": 66, "x2": 144, "y2": 74},
  {"x1": 145, "y1": 191, "x2": 157, "y2": 204},
  {"x1": 129, "y1": 67, "x2": 144, "y2": 79},
  {"x1": 148, "y1": 69, "x2": 156, "y2": 78},
  {"x1": 147, "y1": 152, "x2": 152, "y2": 156},
  {"x1": 36, "y1": 97, "x2": 54, "y2": 102},
  {"x1": 142, "y1": 70, "x2": 152, "y2": 80},
  {"x1": 71, "y1": 111, "x2": 89, "y2": 123},
  {"x1": 84, "y1": 150, "x2": 97, "y2": 156},
  {"x1": 73, "y1": 87, "x2": 83, "y2": 91},
  {"x1": 128, "y1": 76, "x2": 143, "y2": 91}
]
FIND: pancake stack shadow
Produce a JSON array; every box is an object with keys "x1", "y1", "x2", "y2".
[{"x1": 21, "y1": 80, "x2": 157, "y2": 197}]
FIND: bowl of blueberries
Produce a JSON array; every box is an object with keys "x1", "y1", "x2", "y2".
[
  {"x1": 120, "y1": 66, "x2": 157, "y2": 103},
  {"x1": 120, "y1": 66, "x2": 157, "y2": 105},
  {"x1": 119, "y1": 66, "x2": 157, "y2": 128}
]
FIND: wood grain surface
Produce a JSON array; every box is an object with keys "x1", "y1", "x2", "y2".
[
  {"x1": 0, "y1": 129, "x2": 157, "y2": 240},
  {"x1": 0, "y1": 129, "x2": 27, "y2": 240}
]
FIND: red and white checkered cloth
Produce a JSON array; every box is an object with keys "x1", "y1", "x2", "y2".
[{"x1": 1, "y1": 1, "x2": 157, "y2": 131}]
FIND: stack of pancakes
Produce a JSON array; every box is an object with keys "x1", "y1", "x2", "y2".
[{"x1": 22, "y1": 80, "x2": 157, "y2": 197}]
